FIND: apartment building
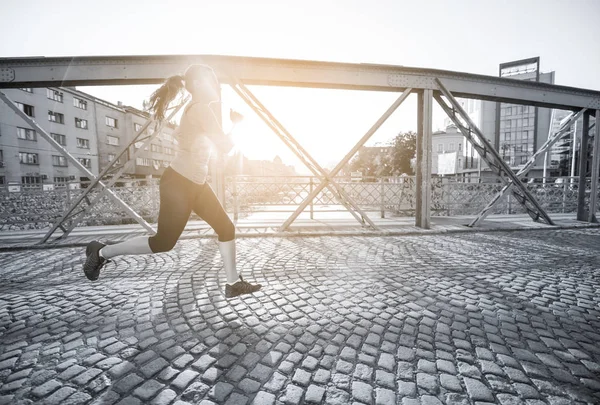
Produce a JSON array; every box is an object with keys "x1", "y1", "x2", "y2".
[{"x1": 0, "y1": 87, "x2": 176, "y2": 187}]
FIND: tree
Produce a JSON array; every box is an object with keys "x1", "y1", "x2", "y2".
[
  {"x1": 345, "y1": 131, "x2": 417, "y2": 177},
  {"x1": 389, "y1": 131, "x2": 417, "y2": 175},
  {"x1": 346, "y1": 147, "x2": 381, "y2": 178}
]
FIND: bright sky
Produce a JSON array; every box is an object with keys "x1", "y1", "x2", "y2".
[{"x1": 2, "y1": 0, "x2": 600, "y2": 173}]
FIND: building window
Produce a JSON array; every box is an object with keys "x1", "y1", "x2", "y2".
[
  {"x1": 78, "y1": 158, "x2": 91, "y2": 168},
  {"x1": 105, "y1": 117, "x2": 118, "y2": 128},
  {"x1": 520, "y1": 156, "x2": 528, "y2": 164},
  {"x1": 19, "y1": 152, "x2": 39, "y2": 164},
  {"x1": 107, "y1": 136, "x2": 119, "y2": 146},
  {"x1": 21, "y1": 175, "x2": 41, "y2": 186},
  {"x1": 20, "y1": 88, "x2": 33, "y2": 93},
  {"x1": 17, "y1": 102, "x2": 35, "y2": 117},
  {"x1": 437, "y1": 144, "x2": 443, "y2": 153},
  {"x1": 54, "y1": 176, "x2": 70, "y2": 185},
  {"x1": 506, "y1": 107, "x2": 512, "y2": 116},
  {"x1": 52, "y1": 155, "x2": 68, "y2": 167},
  {"x1": 75, "y1": 117, "x2": 88, "y2": 129},
  {"x1": 164, "y1": 147, "x2": 173, "y2": 155},
  {"x1": 48, "y1": 110, "x2": 64, "y2": 124},
  {"x1": 448, "y1": 143, "x2": 455, "y2": 151},
  {"x1": 458, "y1": 143, "x2": 462, "y2": 152},
  {"x1": 0, "y1": 176, "x2": 5, "y2": 185},
  {"x1": 0, "y1": 150, "x2": 3, "y2": 167},
  {"x1": 77, "y1": 138, "x2": 90, "y2": 149},
  {"x1": 17, "y1": 127, "x2": 36, "y2": 141},
  {"x1": 136, "y1": 157, "x2": 151, "y2": 166},
  {"x1": 47, "y1": 89, "x2": 64, "y2": 102},
  {"x1": 108, "y1": 153, "x2": 121, "y2": 164},
  {"x1": 51, "y1": 133, "x2": 66, "y2": 146},
  {"x1": 151, "y1": 144, "x2": 161, "y2": 153},
  {"x1": 73, "y1": 97, "x2": 87, "y2": 110},
  {"x1": 134, "y1": 123, "x2": 143, "y2": 132}
]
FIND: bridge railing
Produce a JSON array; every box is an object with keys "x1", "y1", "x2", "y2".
[{"x1": 0, "y1": 176, "x2": 596, "y2": 231}]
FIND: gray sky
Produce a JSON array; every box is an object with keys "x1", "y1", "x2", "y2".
[{"x1": 2, "y1": 0, "x2": 599, "y2": 170}]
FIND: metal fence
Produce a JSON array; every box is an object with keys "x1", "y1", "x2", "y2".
[
  {"x1": 1, "y1": 176, "x2": 597, "y2": 231},
  {"x1": 225, "y1": 176, "x2": 593, "y2": 219},
  {"x1": 0, "y1": 180, "x2": 160, "y2": 231}
]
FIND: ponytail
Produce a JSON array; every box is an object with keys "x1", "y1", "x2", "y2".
[{"x1": 146, "y1": 74, "x2": 185, "y2": 122}]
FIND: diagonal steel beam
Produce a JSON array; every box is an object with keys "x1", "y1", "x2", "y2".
[
  {"x1": 228, "y1": 82, "x2": 368, "y2": 228},
  {"x1": 434, "y1": 78, "x2": 554, "y2": 226},
  {"x1": 470, "y1": 109, "x2": 586, "y2": 227},
  {"x1": 42, "y1": 97, "x2": 190, "y2": 243},
  {"x1": 279, "y1": 88, "x2": 413, "y2": 232},
  {"x1": 228, "y1": 78, "x2": 382, "y2": 230},
  {"x1": 234, "y1": 83, "x2": 377, "y2": 231},
  {"x1": 589, "y1": 110, "x2": 600, "y2": 223},
  {"x1": 0, "y1": 91, "x2": 157, "y2": 240},
  {"x1": 436, "y1": 92, "x2": 553, "y2": 225}
]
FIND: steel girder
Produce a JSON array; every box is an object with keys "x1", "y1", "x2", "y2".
[
  {"x1": 1, "y1": 55, "x2": 600, "y2": 110},
  {"x1": 416, "y1": 90, "x2": 433, "y2": 229},
  {"x1": 577, "y1": 113, "x2": 593, "y2": 221},
  {"x1": 434, "y1": 79, "x2": 554, "y2": 226},
  {"x1": 589, "y1": 110, "x2": 600, "y2": 223}
]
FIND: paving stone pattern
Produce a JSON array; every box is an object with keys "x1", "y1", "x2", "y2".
[{"x1": 0, "y1": 229, "x2": 599, "y2": 404}]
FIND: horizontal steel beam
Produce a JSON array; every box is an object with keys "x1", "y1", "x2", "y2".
[{"x1": 1, "y1": 55, "x2": 599, "y2": 110}]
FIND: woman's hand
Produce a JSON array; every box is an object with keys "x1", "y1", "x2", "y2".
[{"x1": 230, "y1": 109, "x2": 244, "y2": 124}]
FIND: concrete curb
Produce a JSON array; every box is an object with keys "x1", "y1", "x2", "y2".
[{"x1": 0, "y1": 222, "x2": 598, "y2": 252}]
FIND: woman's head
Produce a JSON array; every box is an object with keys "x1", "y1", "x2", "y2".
[
  {"x1": 183, "y1": 64, "x2": 220, "y2": 97},
  {"x1": 146, "y1": 64, "x2": 220, "y2": 122}
]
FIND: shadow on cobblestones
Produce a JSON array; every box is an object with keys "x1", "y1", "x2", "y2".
[{"x1": 0, "y1": 229, "x2": 599, "y2": 405}]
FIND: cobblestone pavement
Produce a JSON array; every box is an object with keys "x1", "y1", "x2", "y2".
[{"x1": 0, "y1": 229, "x2": 599, "y2": 405}]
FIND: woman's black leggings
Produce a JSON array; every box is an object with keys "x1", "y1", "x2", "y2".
[{"x1": 148, "y1": 167, "x2": 235, "y2": 253}]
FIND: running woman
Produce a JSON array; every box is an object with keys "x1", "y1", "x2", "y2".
[{"x1": 82, "y1": 64, "x2": 262, "y2": 298}]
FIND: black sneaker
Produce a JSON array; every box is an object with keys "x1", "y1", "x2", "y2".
[
  {"x1": 225, "y1": 276, "x2": 262, "y2": 298},
  {"x1": 83, "y1": 240, "x2": 109, "y2": 281}
]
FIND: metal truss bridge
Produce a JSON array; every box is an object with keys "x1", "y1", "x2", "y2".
[{"x1": 1, "y1": 55, "x2": 599, "y2": 244}]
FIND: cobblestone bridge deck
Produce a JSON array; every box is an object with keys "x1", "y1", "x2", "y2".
[{"x1": 0, "y1": 229, "x2": 599, "y2": 404}]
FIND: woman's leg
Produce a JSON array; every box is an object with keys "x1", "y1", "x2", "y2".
[
  {"x1": 83, "y1": 168, "x2": 192, "y2": 280},
  {"x1": 191, "y1": 183, "x2": 236, "y2": 282},
  {"x1": 100, "y1": 236, "x2": 152, "y2": 259},
  {"x1": 192, "y1": 183, "x2": 261, "y2": 298}
]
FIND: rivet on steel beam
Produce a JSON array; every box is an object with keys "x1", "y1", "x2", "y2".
[{"x1": 0, "y1": 68, "x2": 15, "y2": 82}]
